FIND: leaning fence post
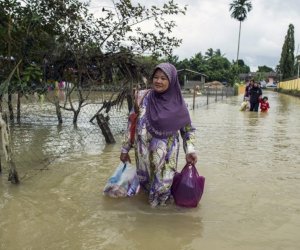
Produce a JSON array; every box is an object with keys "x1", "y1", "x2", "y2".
[{"x1": 96, "y1": 114, "x2": 116, "y2": 144}]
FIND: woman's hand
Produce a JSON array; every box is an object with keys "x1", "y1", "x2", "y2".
[
  {"x1": 186, "y1": 152, "x2": 197, "y2": 165},
  {"x1": 120, "y1": 153, "x2": 131, "y2": 163}
]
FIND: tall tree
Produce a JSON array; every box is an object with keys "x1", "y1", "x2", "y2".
[
  {"x1": 229, "y1": 0, "x2": 252, "y2": 64},
  {"x1": 204, "y1": 48, "x2": 214, "y2": 59},
  {"x1": 279, "y1": 24, "x2": 295, "y2": 79},
  {"x1": 0, "y1": 0, "x2": 186, "y2": 124},
  {"x1": 257, "y1": 65, "x2": 274, "y2": 72},
  {"x1": 237, "y1": 59, "x2": 250, "y2": 73}
]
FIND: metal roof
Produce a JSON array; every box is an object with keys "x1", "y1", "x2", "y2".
[{"x1": 177, "y1": 68, "x2": 208, "y2": 77}]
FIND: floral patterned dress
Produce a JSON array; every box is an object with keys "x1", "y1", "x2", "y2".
[{"x1": 121, "y1": 90, "x2": 196, "y2": 207}]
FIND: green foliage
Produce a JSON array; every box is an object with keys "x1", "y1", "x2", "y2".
[
  {"x1": 279, "y1": 24, "x2": 295, "y2": 79},
  {"x1": 21, "y1": 64, "x2": 43, "y2": 92},
  {"x1": 229, "y1": 0, "x2": 253, "y2": 22},
  {"x1": 237, "y1": 59, "x2": 250, "y2": 73},
  {"x1": 257, "y1": 65, "x2": 274, "y2": 72},
  {"x1": 0, "y1": 0, "x2": 187, "y2": 91},
  {"x1": 168, "y1": 48, "x2": 243, "y2": 85},
  {"x1": 0, "y1": 59, "x2": 22, "y2": 95},
  {"x1": 253, "y1": 72, "x2": 264, "y2": 81},
  {"x1": 98, "y1": 0, "x2": 186, "y2": 57}
]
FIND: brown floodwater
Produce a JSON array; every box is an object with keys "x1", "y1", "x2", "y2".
[{"x1": 1, "y1": 91, "x2": 300, "y2": 250}]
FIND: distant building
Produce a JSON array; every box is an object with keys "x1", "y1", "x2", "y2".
[
  {"x1": 177, "y1": 69, "x2": 207, "y2": 90},
  {"x1": 239, "y1": 72, "x2": 281, "y2": 83}
]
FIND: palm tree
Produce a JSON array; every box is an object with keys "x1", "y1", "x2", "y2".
[
  {"x1": 205, "y1": 48, "x2": 214, "y2": 59},
  {"x1": 229, "y1": 0, "x2": 253, "y2": 64}
]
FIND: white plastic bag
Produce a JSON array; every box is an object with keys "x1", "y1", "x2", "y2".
[
  {"x1": 240, "y1": 101, "x2": 248, "y2": 111},
  {"x1": 103, "y1": 162, "x2": 140, "y2": 198}
]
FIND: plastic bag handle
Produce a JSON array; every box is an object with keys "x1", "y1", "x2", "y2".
[
  {"x1": 122, "y1": 163, "x2": 127, "y2": 172},
  {"x1": 182, "y1": 163, "x2": 199, "y2": 178}
]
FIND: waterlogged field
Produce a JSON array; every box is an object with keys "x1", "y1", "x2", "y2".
[{"x1": 1, "y1": 91, "x2": 300, "y2": 250}]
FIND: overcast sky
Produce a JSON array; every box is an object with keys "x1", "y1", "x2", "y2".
[{"x1": 88, "y1": 0, "x2": 300, "y2": 71}]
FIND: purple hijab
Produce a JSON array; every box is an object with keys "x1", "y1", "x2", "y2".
[{"x1": 145, "y1": 63, "x2": 191, "y2": 138}]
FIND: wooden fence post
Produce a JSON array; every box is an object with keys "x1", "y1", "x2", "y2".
[
  {"x1": 192, "y1": 84, "x2": 196, "y2": 110},
  {"x1": 207, "y1": 87, "x2": 209, "y2": 105},
  {"x1": 215, "y1": 86, "x2": 217, "y2": 102}
]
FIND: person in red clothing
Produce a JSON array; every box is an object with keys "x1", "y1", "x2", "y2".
[{"x1": 260, "y1": 96, "x2": 270, "y2": 112}]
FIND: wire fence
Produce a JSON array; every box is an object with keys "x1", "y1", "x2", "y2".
[
  {"x1": 0, "y1": 85, "x2": 234, "y2": 183},
  {"x1": 184, "y1": 85, "x2": 235, "y2": 109}
]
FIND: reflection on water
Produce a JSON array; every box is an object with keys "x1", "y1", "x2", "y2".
[{"x1": 1, "y1": 91, "x2": 300, "y2": 250}]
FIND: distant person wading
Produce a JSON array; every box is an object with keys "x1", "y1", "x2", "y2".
[{"x1": 249, "y1": 81, "x2": 262, "y2": 112}]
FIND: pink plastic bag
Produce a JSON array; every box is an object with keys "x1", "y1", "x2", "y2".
[{"x1": 171, "y1": 164, "x2": 205, "y2": 207}]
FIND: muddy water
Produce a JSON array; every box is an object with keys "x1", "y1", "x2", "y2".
[{"x1": 1, "y1": 91, "x2": 300, "y2": 250}]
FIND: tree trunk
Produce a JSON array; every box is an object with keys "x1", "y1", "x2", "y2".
[
  {"x1": 55, "y1": 100, "x2": 62, "y2": 124},
  {"x1": 73, "y1": 109, "x2": 80, "y2": 124},
  {"x1": 0, "y1": 113, "x2": 19, "y2": 184},
  {"x1": 0, "y1": 95, "x2": 3, "y2": 113},
  {"x1": 96, "y1": 114, "x2": 115, "y2": 144},
  {"x1": 236, "y1": 21, "x2": 242, "y2": 64},
  {"x1": 8, "y1": 93, "x2": 14, "y2": 122},
  {"x1": 7, "y1": 16, "x2": 14, "y2": 122},
  {"x1": 17, "y1": 92, "x2": 21, "y2": 123}
]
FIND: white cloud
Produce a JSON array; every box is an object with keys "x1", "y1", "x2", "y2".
[{"x1": 87, "y1": 0, "x2": 300, "y2": 71}]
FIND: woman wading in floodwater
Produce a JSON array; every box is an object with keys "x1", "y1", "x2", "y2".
[{"x1": 120, "y1": 62, "x2": 197, "y2": 207}]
